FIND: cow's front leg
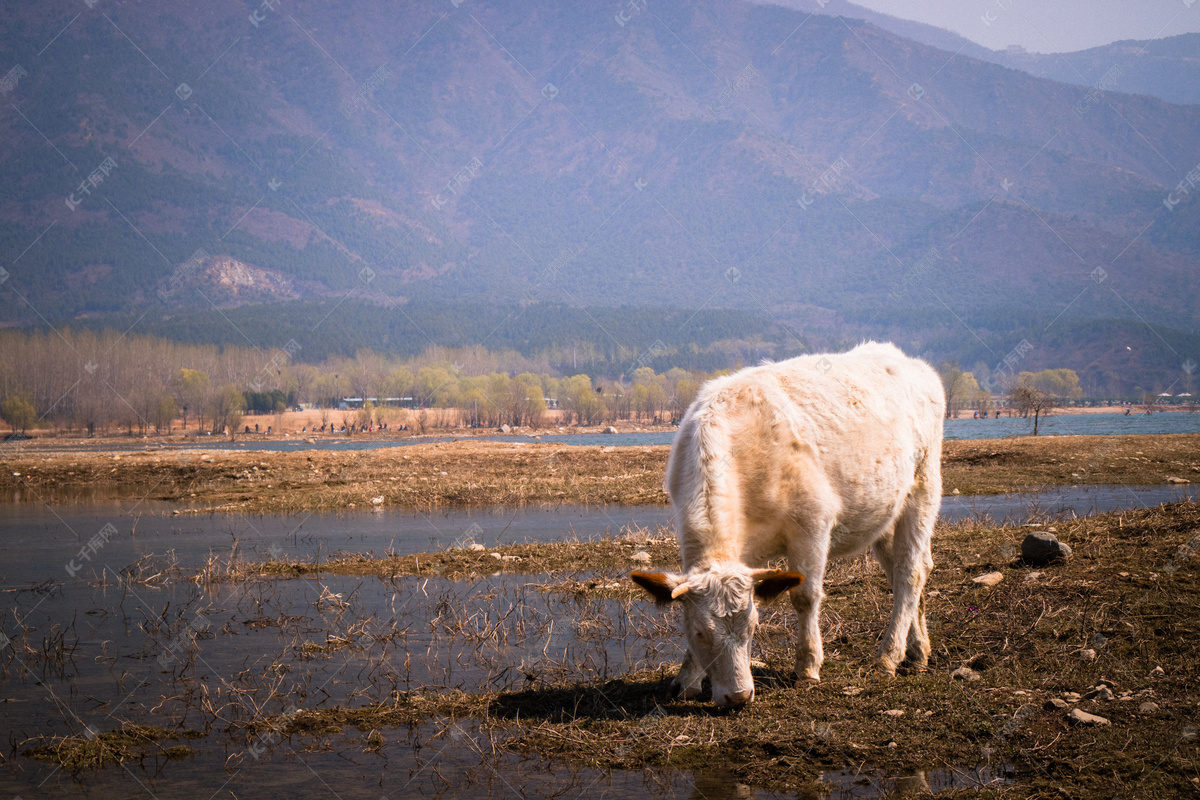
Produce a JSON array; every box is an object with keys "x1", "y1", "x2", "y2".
[
  {"x1": 789, "y1": 582, "x2": 825, "y2": 683},
  {"x1": 671, "y1": 649, "x2": 705, "y2": 699}
]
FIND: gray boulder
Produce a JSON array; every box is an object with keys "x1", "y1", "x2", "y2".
[{"x1": 1022, "y1": 532, "x2": 1072, "y2": 565}]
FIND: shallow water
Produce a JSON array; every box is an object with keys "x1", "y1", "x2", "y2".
[
  {"x1": 1, "y1": 485, "x2": 1191, "y2": 798},
  {"x1": 21, "y1": 410, "x2": 1200, "y2": 454}
]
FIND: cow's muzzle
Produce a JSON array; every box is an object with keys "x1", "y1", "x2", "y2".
[{"x1": 716, "y1": 688, "x2": 753, "y2": 708}]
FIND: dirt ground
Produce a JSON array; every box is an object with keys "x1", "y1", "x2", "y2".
[
  {"x1": 1, "y1": 434, "x2": 1197, "y2": 513},
  {"x1": 222, "y1": 502, "x2": 1200, "y2": 797}
]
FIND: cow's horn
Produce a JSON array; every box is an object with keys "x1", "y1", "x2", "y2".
[{"x1": 670, "y1": 582, "x2": 691, "y2": 599}]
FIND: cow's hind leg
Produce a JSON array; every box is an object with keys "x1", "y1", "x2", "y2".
[
  {"x1": 876, "y1": 490, "x2": 936, "y2": 676},
  {"x1": 873, "y1": 529, "x2": 930, "y2": 671}
]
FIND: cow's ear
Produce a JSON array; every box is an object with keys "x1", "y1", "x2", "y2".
[
  {"x1": 631, "y1": 571, "x2": 686, "y2": 605},
  {"x1": 751, "y1": 569, "x2": 804, "y2": 602}
]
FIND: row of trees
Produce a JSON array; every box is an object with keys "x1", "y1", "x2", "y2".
[
  {"x1": 0, "y1": 327, "x2": 1107, "y2": 437},
  {"x1": 940, "y1": 363, "x2": 1082, "y2": 420},
  {"x1": 0, "y1": 330, "x2": 713, "y2": 435}
]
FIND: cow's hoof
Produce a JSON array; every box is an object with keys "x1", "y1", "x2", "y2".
[
  {"x1": 795, "y1": 675, "x2": 820, "y2": 688},
  {"x1": 875, "y1": 657, "x2": 899, "y2": 677}
]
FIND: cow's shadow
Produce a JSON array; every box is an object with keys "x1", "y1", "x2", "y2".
[{"x1": 489, "y1": 667, "x2": 793, "y2": 722}]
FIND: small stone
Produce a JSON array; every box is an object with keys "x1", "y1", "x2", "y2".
[
  {"x1": 1062, "y1": 692, "x2": 1082, "y2": 702},
  {"x1": 1090, "y1": 633, "x2": 1108, "y2": 649},
  {"x1": 1044, "y1": 698, "x2": 1069, "y2": 711},
  {"x1": 489, "y1": 552, "x2": 502, "y2": 560},
  {"x1": 1024, "y1": 571, "x2": 1043, "y2": 582},
  {"x1": 1084, "y1": 686, "x2": 1114, "y2": 702},
  {"x1": 1021, "y1": 532, "x2": 1072, "y2": 566},
  {"x1": 887, "y1": 741, "x2": 898, "y2": 748},
  {"x1": 1080, "y1": 648, "x2": 1097, "y2": 662},
  {"x1": 1139, "y1": 702, "x2": 1160, "y2": 714},
  {"x1": 1067, "y1": 708, "x2": 1110, "y2": 727},
  {"x1": 972, "y1": 571, "x2": 1004, "y2": 587},
  {"x1": 468, "y1": 543, "x2": 485, "y2": 552},
  {"x1": 842, "y1": 686, "x2": 864, "y2": 696},
  {"x1": 951, "y1": 666, "x2": 981, "y2": 682},
  {"x1": 1166, "y1": 476, "x2": 1189, "y2": 484},
  {"x1": 501, "y1": 555, "x2": 522, "y2": 562},
  {"x1": 881, "y1": 709, "x2": 904, "y2": 717},
  {"x1": 371, "y1": 496, "x2": 384, "y2": 505},
  {"x1": 951, "y1": 488, "x2": 960, "y2": 495},
  {"x1": 630, "y1": 550, "x2": 651, "y2": 564},
  {"x1": 1150, "y1": 666, "x2": 1165, "y2": 678},
  {"x1": 603, "y1": 426, "x2": 618, "y2": 434}
]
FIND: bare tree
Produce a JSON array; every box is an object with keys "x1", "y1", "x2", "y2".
[{"x1": 1010, "y1": 384, "x2": 1055, "y2": 435}]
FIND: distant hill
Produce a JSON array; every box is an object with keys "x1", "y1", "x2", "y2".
[
  {"x1": 754, "y1": 1, "x2": 1200, "y2": 105},
  {"x1": 0, "y1": 0, "x2": 1197, "y2": 394}
]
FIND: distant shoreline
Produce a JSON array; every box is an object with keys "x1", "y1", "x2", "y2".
[{"x1": 3, "y1": 403, "x2": 1196, "y2": 447}]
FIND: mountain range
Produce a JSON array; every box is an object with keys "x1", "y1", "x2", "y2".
[{"x1": 0, "y1": 0, "x2": 1197, "y2": 393}]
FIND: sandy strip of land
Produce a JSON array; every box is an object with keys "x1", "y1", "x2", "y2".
[{"x1": 1, "y1": 433, "x2": 1197, "y2": 513}]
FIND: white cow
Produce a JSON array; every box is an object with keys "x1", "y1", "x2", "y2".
[{"x1": 632, "y1": 342, "x2": 944, "y2": 707}]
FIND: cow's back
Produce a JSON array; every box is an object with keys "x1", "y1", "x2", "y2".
[{"x1": 666, "y1": 342, "x2": 944, "y2": 565}]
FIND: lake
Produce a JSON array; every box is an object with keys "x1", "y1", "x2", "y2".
[{"x1": 43, "y1": 410, "x2": 1200, "y2": 455}]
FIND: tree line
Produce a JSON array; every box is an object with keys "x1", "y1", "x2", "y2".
[
  {"x1": 0, "y1": 329, "x2": 716, "y2": 436},
  {"x1": 0, "y1": 328, "x2": 1121, "y2": 437}
]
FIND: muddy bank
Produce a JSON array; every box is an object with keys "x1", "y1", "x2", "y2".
[
  {"x1": 225, "y1": 501, "x2": 1200, "y2": 797},
  {"x1": 2, "y1": 434, "x2": 1198, "y2": 513}
]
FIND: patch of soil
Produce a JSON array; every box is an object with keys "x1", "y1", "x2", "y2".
[{"x1": 2, "y1": 433, "x2": 1198, "y2": 514}]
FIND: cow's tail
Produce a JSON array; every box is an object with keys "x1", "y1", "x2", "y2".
[{"x1": 687, "y1": 402, "x2": 743, "y2": 555}]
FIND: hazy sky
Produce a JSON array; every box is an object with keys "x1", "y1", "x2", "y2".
[{"x1": 848, "y1": 0, "x2": 1200, "y2": 52}]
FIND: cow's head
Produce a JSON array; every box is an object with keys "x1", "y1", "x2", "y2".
[{"x1": 631, "y1": 565, "x2": 803, "y2": 707}]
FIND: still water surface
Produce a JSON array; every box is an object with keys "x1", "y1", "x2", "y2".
[{"x1": 32, "y1": 410, "x2": 1200, "y2": 454}]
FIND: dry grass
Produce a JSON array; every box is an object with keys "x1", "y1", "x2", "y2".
[
  {"x1": 22, "y1": 724, "x2": 203, "y2": 769},
  {"x1": 2, "y1": 433, "x2": 1198, "y2": 514}
]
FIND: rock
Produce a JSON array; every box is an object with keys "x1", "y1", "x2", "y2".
[
  {"x1": 881, "y1": 709, "x2": 905, "y2": 717},
  {"x1": 1079, "y1": 648, "x2": 1097, "y2": 662},
  {"x1": 1044, "y1": 698, "x2": 1069, "y2": 711},
  {"x1": 951, "y1": 488, "x2": 960, "y2": 495},
  {"x1": 630, "y1": 550, "x2": 651, "y2": 564},
  {"x1": 1062, "y1": 692, "x2": 1082, "y2": 702},
  {"x1": 371, "y1": 496, "x2": 384, "y2": 505},
  {"x1": 501, "y1": 555, "x2": 522, "y2": 562},
  {"x1": 1021, "y1": 532, "x2": 1072, "y2": 565},
  {"x1": 499, "y1": 424, "x2": 511, "y2": 433},
  {"x1": 1084, "y1": 685, "x2": 1114, "y2": 702},
  {"x1": 603, "y1": 426, "x2": 618, "y2": 434},
  {"x1": 972, "y1": 571, "x2": 1004, "y2": 587},
  {"x1": 468, "y1": 543, "x2": 486, "y2": 552},
  {"x1": 489, "y1": 552, "x2": 502, "y2": 560},
  {"x1": 1166, "y1": 476, "x2": 1190, "y2": 484},
  {"x1": 1024, "y1": 571, "x2": 1043, "y2": 582},
  {"x1": 951, "y1": 666, "x2": 981, "y2": 682},
  {"x1": 1139, "y1": 701, "x2": 1160, "y2": 714},
  {"x1": 1150, "y1": 665, "x2": 1165, "y2": 678},
  {"x1": 1067, "y1": 708, "x2": 1110, "y2": 727},
  {"x1": 1090, "y1": 633, "x2": 1108, "y2": 649}
]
